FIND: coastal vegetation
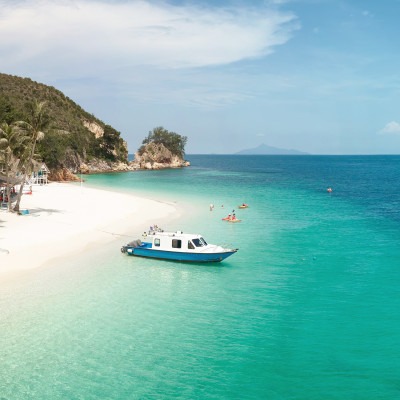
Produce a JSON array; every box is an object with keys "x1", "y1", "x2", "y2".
[
  {"x1": 0, "y1": 122, "x2": 29, "y2": 211},
  {"x1": 12, "y1": 100, "x2": 50, "y2": 213},
  {"x1": 139, "y1": 126, "x2": 187, "y2": 158},
  {"x1": 0, "y1": 73, "x2": 190, "y2": 213},
  {"x1": 0, "y1": 73, "x2": 129, "y2": 213},
  {"x1": 0, "y1": 73, "x2": 128, "y2": 172},
  {"x1": 0, "y1": 100, "x2": 51, "y2": 212}
]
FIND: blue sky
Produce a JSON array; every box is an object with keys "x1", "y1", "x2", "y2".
[{"x1": 1, "y1": 0, "x2": 400, "y2": 154}]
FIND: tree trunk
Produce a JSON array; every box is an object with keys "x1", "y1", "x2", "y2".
[
  {"x1": 13, "y1": 139, "x2": 37, "y2": 214},
  {"x1": 13, "y1": 168, "x2": 26, "y2": 214},
  {"x1": 5, "y1": 153, "x2": 12, "y2": 212}
]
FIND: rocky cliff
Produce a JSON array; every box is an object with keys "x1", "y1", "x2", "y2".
[{"x1": 129, "y1": 142, "x2": 190, "y2": 170}]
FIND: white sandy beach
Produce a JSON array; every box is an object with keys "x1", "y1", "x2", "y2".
[{"x1": 0, "y1": 182, "x2": 178, "y2": 276}]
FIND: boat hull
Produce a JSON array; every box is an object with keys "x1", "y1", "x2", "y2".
[{"x1": 125, "y1": 247, "x2": 236, "y2": 262}]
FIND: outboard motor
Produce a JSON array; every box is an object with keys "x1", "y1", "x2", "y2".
[{"x1": 121, "y1": 239, "x2": 142, "y2": 253}]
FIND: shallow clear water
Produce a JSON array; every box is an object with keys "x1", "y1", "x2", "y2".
[{"x1": 1, "y1": 155, "x2": 400, "y2": 399}]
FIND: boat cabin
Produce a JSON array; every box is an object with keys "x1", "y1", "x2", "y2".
[{"x1": 144, "y1": 231, "x2": 210, "y2": 252}]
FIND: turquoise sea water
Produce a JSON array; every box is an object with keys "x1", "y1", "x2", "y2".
[{"x1": 1, "y1": 155, "x2": 400, "y2": 399}]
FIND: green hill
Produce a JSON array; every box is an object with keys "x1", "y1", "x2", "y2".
[{"x1": 0, "y1": 73, "x2": 128, "y2": 171}]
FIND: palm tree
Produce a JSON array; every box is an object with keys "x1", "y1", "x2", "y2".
[
  {"x1": 0, "y1": 122, "x2": 29, "y2": 212},
  {"x1": 13, "y1": 100, "x2": 49, "y2": 213}
]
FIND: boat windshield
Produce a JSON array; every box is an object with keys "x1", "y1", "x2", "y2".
[
  {"x1": 200, "y1": 237, "x2": 208, "y2": 246},
  {"x1": 192, "y1": 238, "x2": 203, "y2": 247}
]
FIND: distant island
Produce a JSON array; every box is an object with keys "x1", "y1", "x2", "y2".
[{"x1": 235, "y1": 143, "x2": 309, "y2": 155}]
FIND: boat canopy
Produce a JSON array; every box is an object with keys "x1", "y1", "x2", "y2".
[{"x1": 145, "y1": 231, "x2": 216, "y2": 252}]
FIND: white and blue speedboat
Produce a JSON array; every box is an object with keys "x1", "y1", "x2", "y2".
[{"x1": 121, "y1": 230, "x2": 238, "y2": 263}]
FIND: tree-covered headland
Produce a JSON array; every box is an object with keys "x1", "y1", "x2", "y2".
[{"x1": 0, "y1": 73, "x2": 128, "y2": 171}]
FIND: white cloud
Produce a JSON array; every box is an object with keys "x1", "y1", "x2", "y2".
[
  {"x1": 256, "y1": 133, "x2": 265, "y2": 136},
  {"x1": 0, "y1": 0, "x2": 298, "y2": 78},
  {"x1": 378, "y1": 121, "x2": 400, "y2": 135}
]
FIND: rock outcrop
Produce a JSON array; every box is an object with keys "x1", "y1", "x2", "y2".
[
  {"x1": 49, "y1": 168, "x2": 81, "y2": 182},
  {"x1": 48, "y1": 140, "x2": 190, "y2": 176},
  {"x1": 129, "y1": 142, "x2": 190, "y2": 170},
  {"x1": 78, "y1": 160, "x2": 134, "y2": 174},
  {"x1": 82, "y1": 119, "x2": 104, "y2": 139},
  {"x1": 48, "y1": 160, "x2": 135, "y2": 180}
]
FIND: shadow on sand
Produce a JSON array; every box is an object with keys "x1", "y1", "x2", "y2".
[{"x1": 24, "y1": 208, "x2": 64, "y2": 216}]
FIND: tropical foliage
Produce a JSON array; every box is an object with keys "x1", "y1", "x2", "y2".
[
  {"x1": 0, "y1": 73, "x2": 128, "y2": 170},
  {"x1": 139, "y1": 126, "x2": 187, "y2": 157},
  {"x1": 0, "y1": 122, "x2": 29, "y2": 211},
  {"x1": 12, "y1": 100, "x2": 49, "y2": 212}
]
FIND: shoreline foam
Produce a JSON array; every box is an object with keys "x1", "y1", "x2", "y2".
[{"x1": 0, "y1": 182, "x2": 179, "y2": 277}]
